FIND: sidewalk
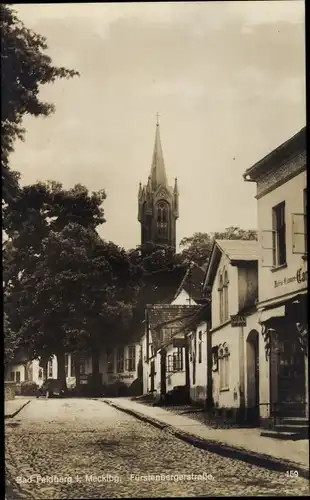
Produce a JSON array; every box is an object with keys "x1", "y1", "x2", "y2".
[
  {"x1": 102, "y1": 398, "x2": 309, "y2": 478},
  {"x1": 5, "y1": 398, "x2": 30, "y2": 418}
]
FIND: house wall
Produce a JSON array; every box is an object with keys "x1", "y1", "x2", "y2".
[
  {"x1": 211, "y1": 253, "x2": 239, "y2": 330},
  {"x1": 165, "y1": 344, "x2": 186, "y2": 391},
  {"x1": 189, "y1": 321, "x2": 208, "y2": 404},
  {"x1": 242, "y1": 311, "x2": 270, "y2": 419},
  {"x1": 238, "y1": 265, "x2": 258, "y2": 311},
  {"x1": 5, "y1": 363, "x2": 26, "y2": 383},
  {"x1": 212, "y1": 324, "x2": 241, "y2": 410},
  {"x1": 258, "y1": 169, "x2": 307, "y2": 305},
  {"x1": 142, "y1": 287, "x2": 197, "y2": 396}
]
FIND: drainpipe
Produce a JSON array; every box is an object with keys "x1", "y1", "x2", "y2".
[
  {"x1": 239, "y1": 325, "x2": 246, "y2": 422},
  {"x1": 206, "y1": 321, "x2": 213, "y2": 410},
  {"x1": 184, "y1": 334, "x2": 190, "y2": 404}
]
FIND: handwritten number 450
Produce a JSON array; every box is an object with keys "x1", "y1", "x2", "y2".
[{"x1": 286, "y1": 471, "x2": 299, "y2": 478}]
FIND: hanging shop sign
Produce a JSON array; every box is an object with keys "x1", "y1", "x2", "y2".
[{"x1": 230, "y1": 315, "x2": 247, "y2": 327}]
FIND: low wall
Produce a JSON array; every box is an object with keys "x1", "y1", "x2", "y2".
[{"x1": 5, "y1": 381, "x2": 16, "y2": 400}]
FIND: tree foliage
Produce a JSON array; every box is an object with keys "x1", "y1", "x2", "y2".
[
  {"x1": 1, "y1": 4, "x2": 79, "y2": 205},
  {"x1": 180, "y1": 227, "x2": 257, "y2": 267},
  {"x1": 3, "y1": 182, "x2": 107, "y2": 369}
]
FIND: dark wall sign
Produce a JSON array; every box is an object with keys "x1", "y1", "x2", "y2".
[{"x1": 230, "y1": 315, "x2": 247, "y2": 327}]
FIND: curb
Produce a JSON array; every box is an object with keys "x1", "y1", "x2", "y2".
[
  {"x1": 5, "y1": 400, "x2": 30, "y2": 419},
  {"x1": 103, "y1": 400, "x2": 309, "y2": 480}
]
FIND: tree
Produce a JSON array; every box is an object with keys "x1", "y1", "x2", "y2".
[
  {"x1": 180, "y1": 227, "x2": 257, "y2": 267},
  {"x1": 9, "y1": 224, "x2": 142, "y2": 393},
  {"x1": 1, "y1": 4, "x2": 79, "y2": 206},
  {"x1": 3, "y1": 182, "x2": 107, "y2": 384}
]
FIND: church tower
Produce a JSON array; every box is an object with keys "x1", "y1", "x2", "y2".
[{"x1": 138, "y1": 116, "x2": 179, "y2": 250}]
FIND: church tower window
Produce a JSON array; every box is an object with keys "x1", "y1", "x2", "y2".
[
  {"x1": 157, "y1": 201, "x2": 169, "y2": 237},
  {"x1": 137, "y1": 117, "x2": 179, "y2": 249}
]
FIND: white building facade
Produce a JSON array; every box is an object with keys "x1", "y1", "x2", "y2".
[
  {"x1": 203, "y1": 239, "x2": 260, "y2": 422},
  {"x1": 244, "y1": 127, "x2": 308, "y2": 424}
]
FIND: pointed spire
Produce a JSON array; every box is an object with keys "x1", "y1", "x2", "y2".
[
  {"x1": 147, "y1": 175, "x2": 152, "y2": 193},
  {"x1": 150, "y1": 115, "x2": 168, "y2": 189},
  {"x1": 173, "y1": 177, "x2": 179, "y2": 195},
  {"x1": 138, "y1": 181, "x2": 142, "y2": 197}
]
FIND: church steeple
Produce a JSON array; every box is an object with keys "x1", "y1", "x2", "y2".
[
  {"x1": 138, "y1": 115, "x2": 179, "y2": 250},
  {"x1": 150, "y1": 116, "x2": 168, "y2": 190}
]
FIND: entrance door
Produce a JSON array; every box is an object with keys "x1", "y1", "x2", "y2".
[
  {"x1": 246, "y1": 330, "x2": 259, "y2": 423},
  {"x1": 278, "y1": 337, "x2": 305, "y2": 416},
  {"x1": 150, "y1": 360, "x2": 155, "y2": 392}
]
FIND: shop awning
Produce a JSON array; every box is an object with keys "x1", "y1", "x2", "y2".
[{"x1": 258, "y1": 305, "x2": 286, "y2": 324}]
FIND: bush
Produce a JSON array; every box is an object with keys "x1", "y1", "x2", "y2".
[{"x1": 20, "y1": 381, "x2": 39, "y2": 396}]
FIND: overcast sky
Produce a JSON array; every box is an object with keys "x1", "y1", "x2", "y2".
[{"x1": 13, "y1": 1, "x2": 305, "y2": 251}]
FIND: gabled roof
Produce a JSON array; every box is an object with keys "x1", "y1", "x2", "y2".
[
  {"x1": 216, "y1": 239, "x2": 258, "y2": 262},
  {"x1": 125, "y1": 264, "x2": 187, "y2": 344},
  {"x1": 203, "y1": 239, "x2": 258, "y2": 289},
  {"x1": 146, "y1": 304, "x2": 205, "y2": 350},
  {"x1": 243, "y1": 127, "x2": 306, "y2": 182},
  {"x1": 174, "y1": 262, "x2": 206, "y2": 303}
]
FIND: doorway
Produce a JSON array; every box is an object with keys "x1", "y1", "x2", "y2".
[{"x1": 246, "y1": 330, "x2": 259, "y2": 423}]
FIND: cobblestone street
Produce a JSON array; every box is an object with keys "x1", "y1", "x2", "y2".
[{"x1": 5, "y1": 398, "x2": 309, "y2": 499}]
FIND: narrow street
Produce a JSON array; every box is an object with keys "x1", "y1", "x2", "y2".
[{"x1": 5, "y1": 399, "x2": 308, "y2": 499}]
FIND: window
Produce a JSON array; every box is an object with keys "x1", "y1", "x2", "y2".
[
  {"x1": 71, "y1": 357, "x2": 76, "y2": 377},
  {"x1": 10, "y1": 371, "x2": 15, "y2": 381},
  {"x1": 218, "y1": 343, "x2": 230, "y2": 390},
  {"x1": 48, "y1": 360, "x2": 53, "y2": 378},
  {"x1": 107, "y1": 349, "x2": 114, "y2": 374},
  {"x1": 126, "y1": 346, "x2": 136, "y2": 372},
  {"x1": 156, "y1": 201, "x2": 169, "y2": 237},
  {"x1": 272, "y1": 202, "x2": 286, "y2": 266},
  {"x1": 198, "y1": 331, "x2": 202, "y2": 364},
  {"x1": 212, "y1": 346, "x2": 219, "y2": 372},
  {"x1": 38, "y1": 368, "x2": 43, "y2": 379},
  {"x1": 223, "y1": 270, "x2": 229, "y2": 321},
  {"x1": 218, "y1": 273, "x2": 224, "y2": 323},
  {"x1": 173, "y1": 347, "x2": 183, "y2": 371},
  {"x1": 15, "y1": 371, "x2": 21, "y2": 383},
  {"x1": 80, "y1": 357, "x2": 86, "y2": 375},
  {"x1": 167, "y1": 355, "x2": 174, "y2": 372},
  {"x1": 65, "y1": 354, "x2": 69, "y2": 378},
  {"x1": 304, "y1": 188, "x2": 307, "y2": 255},
  {"x1": 117, "y1": 347, "x2": 124, "y2": 373}
]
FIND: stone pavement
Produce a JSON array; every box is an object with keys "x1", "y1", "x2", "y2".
[
  {"x1": 102, "y1": 398, "x2": 309, "y2": 475},
  {"x1": 5, "y1": 398, "x2": 309, "y2": 498},
  {"x1": 5, "y1": 398, "x2": 30, "y2": 418}
]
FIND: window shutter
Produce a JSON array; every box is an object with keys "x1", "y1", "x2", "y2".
[
  {"x1": 261, "y1": 230, "x2": 275, "y2": 267},
  {"x1": 292, "y1": 213, "x2": 306, "y2": 254}
]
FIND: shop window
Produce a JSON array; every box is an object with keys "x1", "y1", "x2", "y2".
[
  {"x1": 15, "y1": 371, "x2": 21, "y2": 383},
  {"x1": 272, "y1": 201, "x2": 286, "y2": 266},
  {"x1": 10, "y1": 371, "x2": 15, "y2": 381},
  {"x1": 219, "y1": 343, "x2": 230, "y2": 390}
]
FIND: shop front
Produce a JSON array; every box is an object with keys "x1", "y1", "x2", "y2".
[{"x1": 260, "y1": 292, "x2": 308, "y2": 420}]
